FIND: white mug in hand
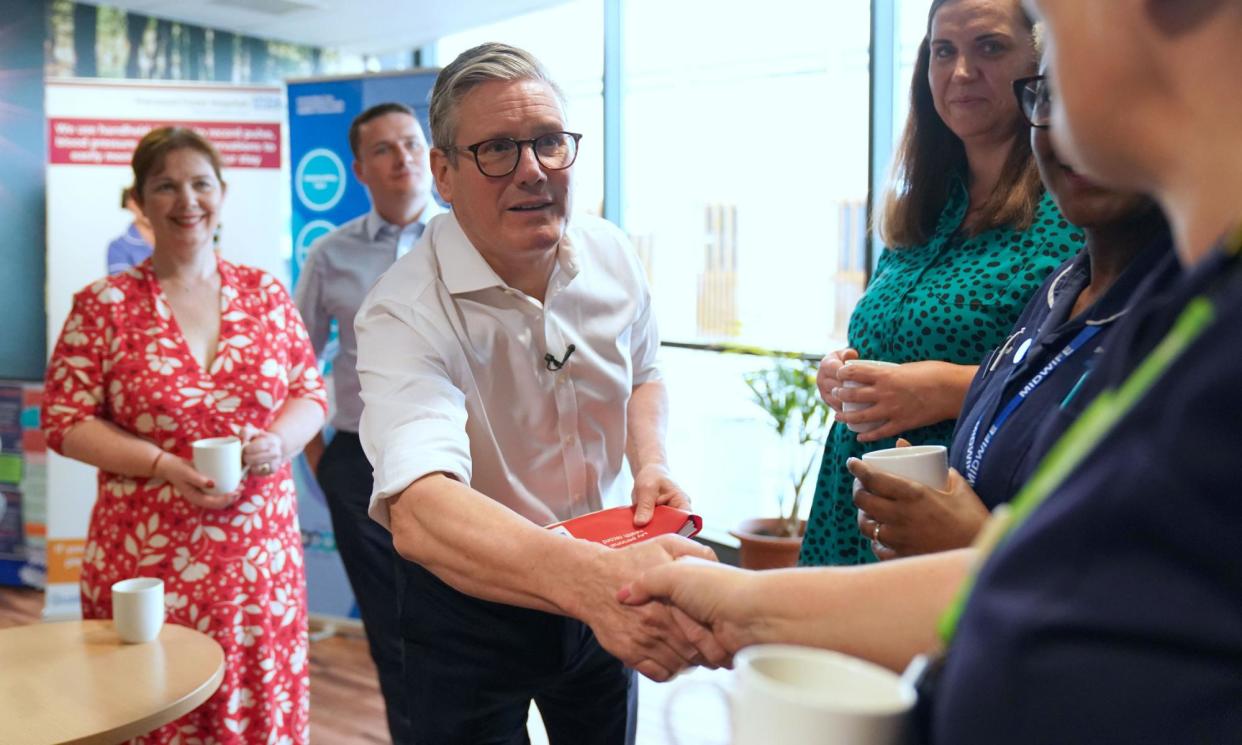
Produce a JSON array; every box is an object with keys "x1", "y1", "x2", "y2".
[
  {"x1": 664, "y1": 644, "x2": 916, "y2": 745},
  {"x1": 192, "y1": 436, "x2": 247, "y2": 495},
  {"x1": 841, "y1": 360, "x2": 898, "y2": 434},
  {"x1": 111, "y1": 577, "x2": 165, "y2": 643},
  {"x1": 861, "y1": 444, "x2": 949, "y2": 490}
]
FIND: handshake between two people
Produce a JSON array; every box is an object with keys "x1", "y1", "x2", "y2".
[{"x1": 572, "y1": 465, "x2": 755, "y2": 682}]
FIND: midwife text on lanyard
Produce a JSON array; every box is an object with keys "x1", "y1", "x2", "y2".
[
  {"x1": 962, "y1": 324, "x2": 1104, "y2": 486},
  {"x1": 939, "y1": 225, "x2": 1242, "y2": 644}
]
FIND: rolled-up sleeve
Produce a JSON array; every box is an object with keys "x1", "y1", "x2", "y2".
[{"x1": 355, "y1": 295, "x2": 472, "y2": 531}]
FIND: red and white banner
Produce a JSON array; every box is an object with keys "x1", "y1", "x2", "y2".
[{"x1": 48, "y1": 118, "x2": 281, "y2": 169}]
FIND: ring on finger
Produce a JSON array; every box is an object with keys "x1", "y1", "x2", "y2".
[{"x1": 872, "y1": 521, "x2": 882, "y2": 544}]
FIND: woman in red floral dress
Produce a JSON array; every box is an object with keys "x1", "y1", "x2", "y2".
[{"x1": 43, "y1": 127, "x2": 327, "y2": 744}]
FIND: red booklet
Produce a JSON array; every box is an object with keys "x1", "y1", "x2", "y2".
[{"x1": 547, "y1": 505, "x2": 703, "y2": 549}]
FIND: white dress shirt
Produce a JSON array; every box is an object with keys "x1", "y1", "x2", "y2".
[
  {"x1": 356, "y1": 211, "x2": 661, "y2": 530},
  {"x1": 294, "y1": 206, "x2": 440, "y2": 432}
]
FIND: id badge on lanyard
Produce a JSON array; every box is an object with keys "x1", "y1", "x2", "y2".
[{"x1": 962, "y1": 324, "x2": 1104, "y2": 486}]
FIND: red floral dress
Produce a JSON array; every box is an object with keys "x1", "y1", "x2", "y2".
[{"x1": 43, "y1": 258, "x2": 327, "y2": 745}]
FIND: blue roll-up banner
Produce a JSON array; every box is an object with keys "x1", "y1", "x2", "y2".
[{"x1": 287, "y1": 70, "x2": 440, "y2": 619}]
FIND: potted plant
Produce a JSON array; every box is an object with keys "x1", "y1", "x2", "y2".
[{"x1": 730, "y1": 351, "x2": 830, "y2": 569}]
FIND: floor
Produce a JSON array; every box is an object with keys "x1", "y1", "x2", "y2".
[{"x1": 0, "y1": 586, "x2": 732, "y2": 745}]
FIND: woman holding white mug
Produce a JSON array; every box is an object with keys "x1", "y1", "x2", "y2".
[
  {"x1": 43, "y1": 127, "x2": 326, "y2": 743},
  {"x1": 800, "y1": 0, "x2": 1082, "y2": 567},
  {"x1": 855, "y1": 58, "x2": 1173, "y2": 559}
]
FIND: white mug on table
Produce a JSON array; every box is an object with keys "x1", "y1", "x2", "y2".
[
  {"x1": 111, "y1": 577, "x2": 165, "y2": 643},
  {"x1": 665, "y1": 644, "x2": 916, "y2": 745}
]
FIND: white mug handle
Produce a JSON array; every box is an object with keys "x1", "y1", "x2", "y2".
[
  {"x1": 662, "y1": 678, "x2": 731, "y2": 745},
  {"x1": 235, "y1": 432, "x2": 254, "y2": 479}
]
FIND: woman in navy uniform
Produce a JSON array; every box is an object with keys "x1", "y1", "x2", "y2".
[
  {"x1": 619, "y1": 1, "x2": 1242, "y2": 741},
  {"x1": 853, "y1": 69, "x2": 1173, "y2": 558}
]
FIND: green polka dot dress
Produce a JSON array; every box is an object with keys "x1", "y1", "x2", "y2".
[{"x1": 798, "y1": 181, "x2": 1084, "y2": 567}]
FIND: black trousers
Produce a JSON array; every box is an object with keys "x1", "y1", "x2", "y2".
[
  {"x1": 317, "y1": 431, "x2": 413, "y2": 744},
  {"x1": 399, "y1": 559, "x2": 637, "y2": 745}
]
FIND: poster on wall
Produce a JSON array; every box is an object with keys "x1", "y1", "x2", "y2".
[
  {"x1": 286, "y1": 70, "x2": 439, "y2": 619},
  {"x1": 0, "y1": 383, "x2": 27, "y2": 586},
  {"x1": 19, "y1": 386, "x2": 46, "y2": 590},
  {"x1": 42, "y1": 78, "x2": 288, "y2": 619}
]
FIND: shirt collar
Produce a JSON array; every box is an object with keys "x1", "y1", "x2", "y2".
[
  {"x1": 436, "y1": 212, "x2": 509, "y2": 294},
  {"x1": 364, "y1": 204, "x2": 441, "y2": 243},
  {"x1": 124, "y1": 223, "x2": 149, "y2": 245},
  {"x1": 436, "y1": 211, "x2": 581, "y2": 295},
  {"x1": 1044, "y1": 229, "x2": 1173, "y2": 332}
]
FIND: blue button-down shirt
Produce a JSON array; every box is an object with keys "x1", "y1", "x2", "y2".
[{"x1": 294, "y1": 206, "x2": 439, "y2": 432}]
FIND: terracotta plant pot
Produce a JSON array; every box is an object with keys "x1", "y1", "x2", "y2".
[{"x1": 730, "y1": 517, "x2": 806, "y2": 570}]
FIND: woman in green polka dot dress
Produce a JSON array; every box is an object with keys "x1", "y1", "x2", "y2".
[{"x1": 799, "y1": 0, "x2": 1083, "y2": 567}]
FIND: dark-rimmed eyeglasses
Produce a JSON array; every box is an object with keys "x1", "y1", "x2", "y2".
[
  {"x1": 1012, "y1": 75, "x2": 1050, "y2": 129},
  {"x1": 446, "y1": 131, "x2": 583, "y2": 178}
]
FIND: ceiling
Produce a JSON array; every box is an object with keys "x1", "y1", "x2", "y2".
[{"x1": 86, "y1": 0, "x2": 570, "y2": 56}]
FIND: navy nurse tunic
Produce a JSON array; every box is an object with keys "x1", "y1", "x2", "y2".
[
  {"x1": 931, "y1": 230, "x2": 1242, "y2": 744},
  {"x1": 948, "y1": 232, "x2": 1173, "y2": 509}
]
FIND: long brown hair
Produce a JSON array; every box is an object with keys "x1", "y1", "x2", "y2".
[{"x1": 877, "y1": 0, "x2": 1040, "y2": 248}]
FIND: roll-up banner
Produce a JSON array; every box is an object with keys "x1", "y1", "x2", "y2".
[
  {"x1": 43, "y1": 79, "x2": 288, "y2": 619},
  {"x1": 286, "y1": 70, "x2": 439, "y2": 620}
]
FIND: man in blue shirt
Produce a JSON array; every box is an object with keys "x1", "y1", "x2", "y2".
[{"x1": 293, "y1": 101, "x2": 438, "y2": 745}]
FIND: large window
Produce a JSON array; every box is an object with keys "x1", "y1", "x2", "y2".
[
  {"x1": 894, "y1": 0, "x2": 934, "y2": 148},
  {"x1": 620, "y1": 1, "x2": 871, "y2": 535},
  {"x1": 622, "y1": 1, "x2": 871, "y2": 353}
]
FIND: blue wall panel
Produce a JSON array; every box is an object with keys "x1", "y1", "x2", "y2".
[{"x1": 0, "y1": 0, "x2": 48, "y2": 380}]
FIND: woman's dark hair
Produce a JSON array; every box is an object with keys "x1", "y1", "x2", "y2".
[
  {"x1": 130, "y1": 126, "x2": 224, "y2": 202},
  {"x1": 878, "y1": 0, "x2": 1039, "y2": 248}
]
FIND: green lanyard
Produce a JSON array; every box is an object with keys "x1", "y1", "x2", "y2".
[{"x1": 938, "y1": 226, "x2": 1242, "y2": 644}]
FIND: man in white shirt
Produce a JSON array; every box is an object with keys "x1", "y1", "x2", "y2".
[
  {"x1": 294, "y1": 102, "x2": 437, "y2": 744},
  {"x1": 356, "y1": 44, "x2": 719, "y2": 744}
]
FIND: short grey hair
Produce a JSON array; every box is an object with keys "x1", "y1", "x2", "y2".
[{"x1": 429, "y1": 42, "x2": 567, "y2": 153}]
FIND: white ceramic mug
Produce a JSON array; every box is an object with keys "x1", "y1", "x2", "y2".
[
  {"x1": 861, "y1": 444, "x2": 949, "y2": 490},
  {"x1": 665, "y1": 644, "x2": 916, "y2": 745},
  {"x1": 841, "y1": 360, "x2": 898, "y2": 434},
  {"x1": 192, "y1": 436, "x2": 247, "y2": 495},
  {"x1": 111, "y1": 577, "x2": 164, "y2": 643}
]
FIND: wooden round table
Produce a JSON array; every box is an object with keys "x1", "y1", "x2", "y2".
[{"x1": 0, "y1": 619, "x2": 224, "y2": 745}]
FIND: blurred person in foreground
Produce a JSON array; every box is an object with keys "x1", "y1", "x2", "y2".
[{"x1": 622, "y1": 1, "x2": 1242, "y2": 740}]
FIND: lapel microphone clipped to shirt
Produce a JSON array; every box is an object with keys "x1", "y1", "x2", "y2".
[{"x1": 544, "y1": 344, "x2": 576, "y2": 371}]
